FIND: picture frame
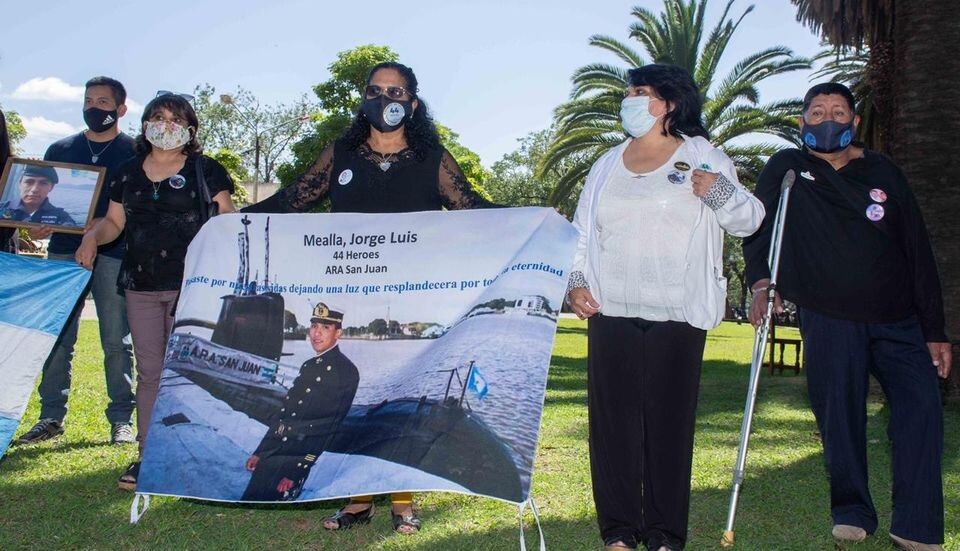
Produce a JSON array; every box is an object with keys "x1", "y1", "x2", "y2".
[{"x1": 0, "y1": 157, "x2": 106, "y2": 235}]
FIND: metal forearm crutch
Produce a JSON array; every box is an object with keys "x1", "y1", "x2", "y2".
[{"x1": 721, "y1": 169, "x2": 796, "y2": 548}]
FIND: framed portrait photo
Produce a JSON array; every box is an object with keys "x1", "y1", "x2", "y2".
[{"x1": 0, "y1": 158, "x2": 106, "y2": 235}]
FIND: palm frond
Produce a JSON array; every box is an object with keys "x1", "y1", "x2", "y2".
[{"x1": 587, "y1": 35, "x2": 645, "y2": 68}]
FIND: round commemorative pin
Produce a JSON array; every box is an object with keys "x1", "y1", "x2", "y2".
[
  {"x1": 866, "y1": 203, "x2": 885, "y2": 221},
  {"x1": 667, "y1": 170, "x2": 686, "y2": 185},
  {"x1": 383, "y1": 103, "x2": 406, "y2": 126}
]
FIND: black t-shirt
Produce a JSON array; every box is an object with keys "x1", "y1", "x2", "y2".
[
  {"x1": 243, "y1": 140, "x2": 498, "y2": 214},
  {"x1": 108, "y1": 154, "x2": 234, "y2": 292},
  {"x1": 743, "y1": 147, "x2": 946, "y2": 342},
  {"x1": 44, "y1": 131, "x2": 136, "y2": 257}
]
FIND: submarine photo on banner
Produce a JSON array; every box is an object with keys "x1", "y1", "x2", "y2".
[{"x1": 136, "y1": 208, "x2": 577, "y2": 504}]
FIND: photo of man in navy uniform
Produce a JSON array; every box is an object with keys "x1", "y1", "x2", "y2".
[
  {"x1": 0, "y1": 164, "x2": 76, "y2": 227},
  {"x1": 242, "y1": 302, "x2": 359, "y2": 501}
]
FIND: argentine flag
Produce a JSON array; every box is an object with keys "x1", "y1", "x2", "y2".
[
  {"x1": 467, "y1": 365, "x2": 489, "y2": 401},
  {"x1": 0, "y1": 253, "x2": 90, "y2": 459}
]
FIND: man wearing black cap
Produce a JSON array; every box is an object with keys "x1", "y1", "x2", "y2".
[
  {"x1": 0, "y1": 164, "x2": 76, "y2": 226},
  {"x1": 242, "y1": 302, "x2": 360, "y2": 501},
  {"x1": 743, "y1": 82, "x2": 950, "y2": 550}
]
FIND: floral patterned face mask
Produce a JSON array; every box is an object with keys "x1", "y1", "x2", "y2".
[{"x1": 144, "y1": 120, "x2": 192, "y2": 150}]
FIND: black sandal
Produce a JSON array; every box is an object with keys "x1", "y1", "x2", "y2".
[
  {"x1": 118, "y1": 461, "x2": 140, "y2": 492},
  {"x1": 323, "y1": 504, "x2": 375, "y2": 530},
  {"x1": 392, "y1": 508, "x2": 422, "y2": 534}
]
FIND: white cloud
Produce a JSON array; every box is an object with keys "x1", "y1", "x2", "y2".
[
  {"x1": 11, "y1": 77, "x2": 84, "y2": 102},
  {"x1": 125, "y1": 98, "x2": 144, "y2": 117},
  {"x1": 21, "y1": 116, "x2": 81, "y2": 141}
]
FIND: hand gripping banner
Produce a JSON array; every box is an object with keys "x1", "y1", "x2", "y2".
[
  {"x1": 0, "y1": 252, "x2": 91, "y2": 458},
  {"x1": 136, "y1": 208, "x2": 577, "y2": 508}
]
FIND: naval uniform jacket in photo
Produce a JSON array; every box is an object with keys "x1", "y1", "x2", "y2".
[
  {"x1": 242, "y1": 344, "x2": 359, "y2": 501},
  {"x1": 0, "y1": 198, "x2": 77, "y2": 226},
  {"x1": 742, "y1": 147, "x2": 947, "y2": 342}
]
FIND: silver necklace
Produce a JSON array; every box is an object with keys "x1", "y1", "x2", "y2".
[
  {"x1": 86, "y1": 134, "x2": 118, "y2": 163},
  {"x1": 369, "y1": 150, "x2": 400, "y2": 172}
]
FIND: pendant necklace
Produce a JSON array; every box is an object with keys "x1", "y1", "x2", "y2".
[
  {"x1": 368, "y1": 149, "x2": 400, "y2": 172},
  {"x1": 151, "y1": 180, "x2": 161, "y2": 200},
  {"x1": 86, "y1": 134, "x2": 118, "y2": 164}
]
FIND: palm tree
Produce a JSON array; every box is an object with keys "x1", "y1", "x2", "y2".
[
  {"x1": 539, "y1": 0, "x2": 812, "y2": 206},
  {"x1": 794, "y1": 0, "x2": 960, "y2": 396}
]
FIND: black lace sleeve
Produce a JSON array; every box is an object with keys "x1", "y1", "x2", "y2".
[
  {"x1": 438, "y1": 149, "x2": 502, "y2": 210},
  {"x1": 245, "y1": 145, "x2": 334, "y2": 213}
]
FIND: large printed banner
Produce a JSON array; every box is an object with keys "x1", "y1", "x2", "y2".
[
  {"x1": 0, "y1": 252, "x2": 90, "y2": 458},
  {"x1": 138, "y1": 208, "x2": 577, "y2": 504}
]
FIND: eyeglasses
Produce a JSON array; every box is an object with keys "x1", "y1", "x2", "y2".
[
  {"x1": 364, "y1": 85, "x2": 411, "y2": 100},
  {"x1": 155, "y1": 90, "x2": 195, "y2": 102}
]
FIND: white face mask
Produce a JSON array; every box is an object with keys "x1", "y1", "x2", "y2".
[
  {"x1": 144, "y1": 120, "x2": 192, "y2": 150},
  {"x1": 620, "y1": 96, "x2": 661, "y2": 138}
]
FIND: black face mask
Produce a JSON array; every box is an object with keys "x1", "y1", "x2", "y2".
[
  {"x1": 361, "y1": 96, "x2": 413, "y2": 133},
  {"x1": 84, "y1": 107, "x2": 119, "y2": 133}
]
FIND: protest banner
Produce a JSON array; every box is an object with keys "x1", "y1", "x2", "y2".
[{"x1": 135, "y1": 208, "x2": 576, "y2": 513}]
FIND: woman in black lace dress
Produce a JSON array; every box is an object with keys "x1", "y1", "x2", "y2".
[{"x1": 245, "y1": 62, "x2": 499, "y2": 534}]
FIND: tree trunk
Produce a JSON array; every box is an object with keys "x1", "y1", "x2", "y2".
[{"x1": 889, "y1": 0, "x2": 960, "y2": 396}]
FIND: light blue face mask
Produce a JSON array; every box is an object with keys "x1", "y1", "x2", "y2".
[{"x1": 620, "y1": 96, "x2": 661, "y2": 138}]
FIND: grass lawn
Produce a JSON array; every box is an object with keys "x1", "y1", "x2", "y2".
[{"x1": 0, "y1": 320, "x2": 956, "y2": 550}]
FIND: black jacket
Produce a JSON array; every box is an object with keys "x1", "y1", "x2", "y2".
[
  {"x1": 743, "y1": 147, "x2": 947, "y2": 342},
  {"x1": 253, "y1": 345, "x2": 359, "y2": 464}
]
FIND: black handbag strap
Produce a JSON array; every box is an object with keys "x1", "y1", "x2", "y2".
[
  {"x1": 194, "y1": 155, "x2": 218, "y2": 225},
  {"x1": 195, "y1": 155, "x2": 213, "y2": 205}
]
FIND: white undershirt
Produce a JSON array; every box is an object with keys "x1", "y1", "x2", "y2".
[{"x1": 596, "y1": 141, "x2": 702, "y2": 320}]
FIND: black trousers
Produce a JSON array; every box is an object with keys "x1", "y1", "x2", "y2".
[
  {"x1": 587, "y1": 315, "x2": 707, "y2": 550},
  {"x1": 800, "y1": 308, "x2": 943, "y2": 544},
  {"x1": 242, "y1": 453, "x2": 313, "y2": 502}
]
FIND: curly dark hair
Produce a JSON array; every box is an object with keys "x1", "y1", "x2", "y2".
[
  {"x1": 340, "y1": 62, "x2": 441, "y2": 160},
  {"x1": 627, "y1": 64, "x2": 709, "y2": 140},
  {"x1": 134, "y1": 93, "x2": 203, "y2": 156}
]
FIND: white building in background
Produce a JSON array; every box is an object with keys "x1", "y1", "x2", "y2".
[{"x1": 513, "y1": 295, "x2": 545, "y2": 313}]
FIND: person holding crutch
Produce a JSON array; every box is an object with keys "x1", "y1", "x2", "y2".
[{"x1": 743, "y1": 82, "x2": 951, "y2": 551}]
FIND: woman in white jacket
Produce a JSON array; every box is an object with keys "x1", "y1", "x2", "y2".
[{"x1": 567, "y1": 64, "x2": 764, "y2": 551}]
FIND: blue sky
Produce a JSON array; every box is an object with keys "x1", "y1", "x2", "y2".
[{"x1": 2, "y1": 0, "x2": 825, "y2": 167}]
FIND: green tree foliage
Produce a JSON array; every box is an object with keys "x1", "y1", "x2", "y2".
[
  {"x1": 368, "y1": 318, "x2": 388, "y2": 336},
  {"x1": 486, "y1": 127, "x2": 581, "y2": 217},
  {"x1": 435, "y1": 125, "x2": 491, "y2": 200},
  {"x1": 2, "y1": 107, "x2": 27, "y2": 152},
  {"x1": 540, "y1": 0, "x2": 813, "y2": 206},
  {"x1": 193, "y1": 84, "x2": 316, "y2": 183},
  {"x1": 207, "y1": 148, "x2": 250, "y2": 205},
  {"x1": 276, "y1": 45, "x2": 492, "y2": 205}
]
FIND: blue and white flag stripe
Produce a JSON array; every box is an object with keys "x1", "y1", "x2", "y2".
[{"x1": 0, "y1": 252, "x2": 90, "y2": 458}]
